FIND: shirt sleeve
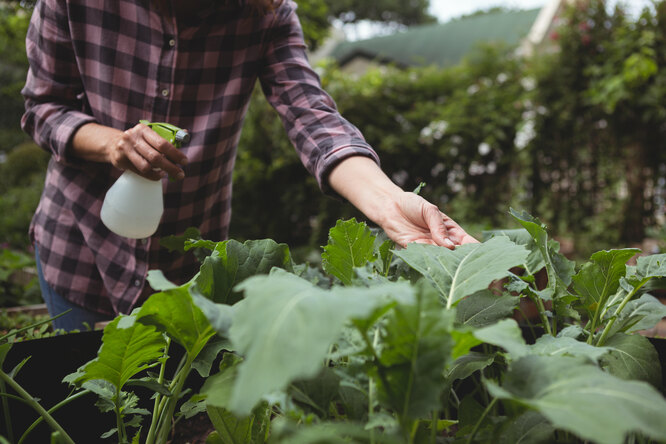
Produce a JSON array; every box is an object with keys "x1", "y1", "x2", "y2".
[
  {"x1": 20, "y1": 0, "x2": 97, "y2": 165},
  {"x1": 258, "y1": 0, "x2": 380, "y2": 196}
]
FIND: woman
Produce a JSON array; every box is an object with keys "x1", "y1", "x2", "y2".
[{"x1": 21, "y1": 0, "x2": 476, "y2": 330}]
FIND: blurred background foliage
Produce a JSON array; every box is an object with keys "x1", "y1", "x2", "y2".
[
  {"x1": 232, "y1": 0, "x2": 666, "y2": 256},
  {"x1": 0, "y1": 0, "x2": 665, "y2": 306}
]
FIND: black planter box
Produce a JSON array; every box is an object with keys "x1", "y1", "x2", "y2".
[
  {"x1": 0, "y1": 330, "x2": 205, "y2": 443},
  {"x1": 1, "y1": 330, "x2": 108, "y2": 442}
]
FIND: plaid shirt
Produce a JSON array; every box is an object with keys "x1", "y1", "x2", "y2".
[{"x1": 21, "y1": 0, "x2": 378, "y2": 315}]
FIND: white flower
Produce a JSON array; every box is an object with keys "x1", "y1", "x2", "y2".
[
  {"x1": 520, "y1": 77, "x2": 537, "y2": 91},
  {"x1": 496, "y1": 73, "x2": 509, "y2": 84},
  {"x1": 432, "y1": 120, "x2": 448, "y2": 140},
  {"x1": 478, "y1": 142, "x2": 491, "y2": 156},
  {"x1": 419, "y1": 120, "x2": 448, "y2": 144},
  {"x1": 431, "y1": 162, "x2": 445, "y2": 177},
  {"x1": 522, "y1": 109, "x2": 537, "y2": 121},
  {"x1": 419, "y1": 126, "x2": 433, "y2": 145},
  {"x1": 467, "y1": 84, "x2": 480, "y2": 95},
  {"x1": 469, "y1": 161, "x2": 485, "y2": 176},
  {"x1": 514, "y1": 120, "x2": 536, "y2": 150}
]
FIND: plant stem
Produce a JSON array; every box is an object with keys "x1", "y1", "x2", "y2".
[
  {"x1": 19, "y1": 390, "x2": 91, "y2": 444},
  {"x1": 0, "y1": 378, "x2": 14, "y2": 444},
  {"x1": 408, "y1": 420, "x2": 418, "y2": 444},
  {"x1": 465, "y1": 398, "x2": 497, "y2": 444},
  {"x1": 368, "y1": 327, "x2": 379, "y2": 444},
  {"x1": 586, "y1": 304, "x2": 602, "y2": 344},
  {"x1": 361, "y1": 329, "x2": 395, "y2": 405},
  {"x1": 154, "y1": 355, "x2": 195, "y2": 444},
  {"x1": 0, "y1": 369, "x2": 75, "y2": 444},
  {"x1": 534, "y1": 297, "x2": 553, "y2": 336},
  {"x1": 596, "y1": 278, "x2": 650, "y2": 346},
  {"x1": 115, "y1": 388, "x2": 127, "y2": 444},
  {"x1": 146, "y1": 337, "x2": 171, "y2": 444},
  {"x1": 430, "y1": 410, "x2": 439, "y2": 444}
]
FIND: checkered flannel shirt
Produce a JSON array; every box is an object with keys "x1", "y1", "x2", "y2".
[{"x1": 21, "y1": 0, "x2": 379, "y2": 315}]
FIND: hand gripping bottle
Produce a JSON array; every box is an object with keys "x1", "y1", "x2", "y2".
[{"x1": 100, "y1": 121, "x2": 190, "y2": 239}]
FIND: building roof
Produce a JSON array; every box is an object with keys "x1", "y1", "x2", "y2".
[{"x1": 331, "y1": 8, "x2": 541, "y2": 68}]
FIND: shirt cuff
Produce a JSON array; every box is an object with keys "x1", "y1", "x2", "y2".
[
  {"x1": 316, "y1": 144, "x2": 381, "y2": 198},
  {"x1": 52, "y1": 111, "x2": 98, "y2": 165}
]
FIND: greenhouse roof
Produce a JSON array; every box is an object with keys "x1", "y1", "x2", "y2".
[{"x1": 331, "y1": 8, "x2": 541, "y2": 68}]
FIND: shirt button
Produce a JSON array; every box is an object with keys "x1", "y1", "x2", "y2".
[
  {"x1": 161, "y1": 89, "x2": 169, "y2": 97},
  {"x1": 134, "y1": 279, "x2": 142, "y2": 287},
  {"x1": 168, "y1": 38, "x2": 176, "y2": 47}
]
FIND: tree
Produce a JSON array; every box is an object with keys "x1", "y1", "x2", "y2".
[{"x1": 323, "y1": 0, "x2": 435, "y2": 26}]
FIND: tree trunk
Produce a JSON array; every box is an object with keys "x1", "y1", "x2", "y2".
[{"x1": 621, "y1": 141, "x2": 648, "y2": 243}]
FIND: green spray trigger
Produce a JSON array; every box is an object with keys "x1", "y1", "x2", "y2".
[{"x1": 140, "y1": 120, "x2": 190, "y2": 148}]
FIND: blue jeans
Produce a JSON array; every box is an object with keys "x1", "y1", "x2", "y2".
[{"x1": 35, "y1": 246, "x2": 113, "y2": 332}]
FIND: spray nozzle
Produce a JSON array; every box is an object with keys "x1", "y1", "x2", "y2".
[{"x1": 139, "y1": 120, "x2": 190, "y2": 147}]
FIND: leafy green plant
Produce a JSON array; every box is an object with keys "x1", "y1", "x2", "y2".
[
  {"x1": 188, "y1": 211, "x2": 666, "y2": 443},
  {"x1": 0, "y1": 249, "x2": 41, "y2": 308},
  {"x1": 4, "y1": 210, "x2": 666, "y2": 443}
]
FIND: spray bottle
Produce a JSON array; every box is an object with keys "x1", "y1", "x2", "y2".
[{"x1": 100, "y1": 121, "x2": 190, "y2": 239}]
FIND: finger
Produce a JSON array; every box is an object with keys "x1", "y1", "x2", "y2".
[
  {"x1": 442, "y1": 212, "x2": 479, "y2": 244},
  {"x1": 422, "y1": 204, "x2": 455, "y2": 248},
  {"x1": 140, "y1": 124, "x2": 188, "y2": 166},
  {"x1": 135, "y1": 135, "x2": 185, "y2": 180},
  {"x1": 123, "y1": 148, "x2": 165, "y2": 181}
]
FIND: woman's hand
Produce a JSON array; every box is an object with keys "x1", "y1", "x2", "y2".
[
  {"x1": 381, "y1": 191, "x2": 478, "y2": 248},
  {"x1": 328, "y1": 156, "x2": 478, "y2": 249},
  {"x1": 71, "y1": 122, "x2": 188, "y2": 180}
]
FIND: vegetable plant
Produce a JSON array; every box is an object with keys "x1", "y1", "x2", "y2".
[{"x1": 3, "y1": 209, "x2": 666, "y2": 443}]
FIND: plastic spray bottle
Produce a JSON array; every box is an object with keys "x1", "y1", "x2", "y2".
[{"x1": 100, "y1": 121, "x2": 190, "y2": 239}]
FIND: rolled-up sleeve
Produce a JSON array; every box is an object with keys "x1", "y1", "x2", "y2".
[
  {"x1": 20, "y1": 0, "x2": 96, "y2": 165},
  {"x1": 258, "y1": 1, "x2": 380, "y2": 196}
]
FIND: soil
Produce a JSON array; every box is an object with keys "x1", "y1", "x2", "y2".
[{"x1": 168, "y1": 413, "x2": 216, "y2": 444}]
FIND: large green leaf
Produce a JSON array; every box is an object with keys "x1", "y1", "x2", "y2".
[
  {"x1": 472, "y1": 318, "x2": 528, "y2": 359},
  {"x1": 269, "y1": 420, "x2": 400, "y2": 444},
  {"x1": 455, "y1": 290, "x2": 519, "y2": 328},
  {"x1": 497, "y1": 410, "x2": 554, "y2": 444},
  {"x1": 228, "y1": 270, "x2": 414, "y2": 415},
  {"x1": 483, "y1": 228, "x2": 546, "y2": 275},
  {"x1": 527, "y1": 335, "x2": 610, "y2": 362},
  {"x1": 137, "y1": 287, "x2": 216, "y2": 360},
  {"x1": 189, "y1": 238, "x2": 293, "y2": 305},
  {"x1": 636, "y1": 253, "x2": 666, "y2": 279},
  {"x1": 444, "y1": 351, "x2": 495, "y2": 405},
  {"x1": 394, "y1": 236, "x2": 528, "y2": 308},
  {"x1": 376, "y1": 285, "x2": 454, "y2": 419},
  {"x1": 487, "y1": 355, "x2": 666, "y2": 444},
  {"x1": 600, "y1": 333, "x2": 662, "y2": 389},
  {"x1": 609, "y1": 293, "x2": 666, "y2": 335},
  {"x1": 571, "y1": 249, "x2": 639, "y2": 316},
  {"x1": 75, "y1": 315, "x2": 166, "y2": 390},
  {"x1": 321, "y1": 218, "x2": 377, "y2": 286},
  {"x1": 201, "y1": 354, "x2": 270, "y2": 444}
]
